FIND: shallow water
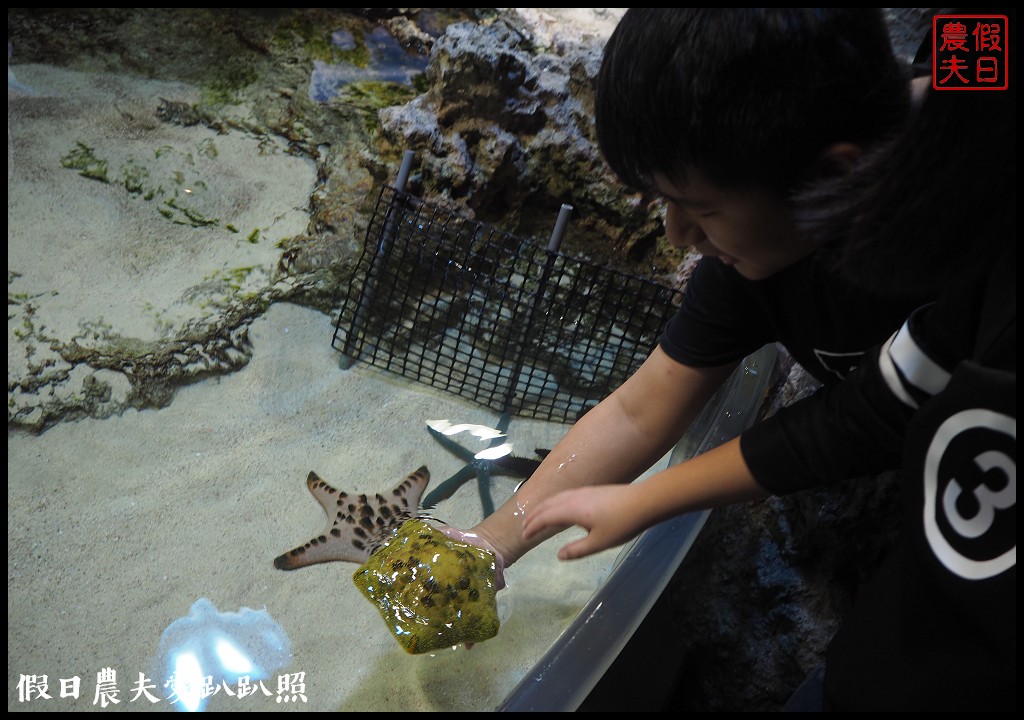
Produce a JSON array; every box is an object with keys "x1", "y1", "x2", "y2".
[
  {"x1": 7, "y1": 12, "x2": 655, "y2": 711},
  {"x1": 8, "y1": 303, "x2": 638, "y2": 712}
]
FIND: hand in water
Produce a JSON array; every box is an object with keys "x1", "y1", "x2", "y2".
[
  {"x1": 434, "y1": 524, "x2": 510, "y2": 650},
  {"x1": 352, "y1": 518, "x2": 504, "y2": 654},
  {"x1": 437, "y1": 524, "x2": 507, "y2": 591}
]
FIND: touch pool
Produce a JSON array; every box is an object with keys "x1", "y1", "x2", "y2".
[{"x1": 7, "y1": 9, "x2": 773, "y2": 712}]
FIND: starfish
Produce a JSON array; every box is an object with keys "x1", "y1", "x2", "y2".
[
  {"x1": 421, "y1": 413, "x2": 547, "y2": 516},
  {"x1": 273, "y1": 466, "x2": 431, "y2": 570}
]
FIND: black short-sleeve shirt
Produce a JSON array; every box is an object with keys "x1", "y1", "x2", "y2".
[{"x1": 659, "y1": 254, "x2": 925, "y2": 385}]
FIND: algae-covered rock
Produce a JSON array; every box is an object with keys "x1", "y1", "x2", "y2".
[{"x1": 352, "y1": 518, "x2": 500, "y2": 654}]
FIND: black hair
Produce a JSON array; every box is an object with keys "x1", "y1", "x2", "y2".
[
  {"x1": 798, "y1": 9, "x2": 1016, "y2": 298},
  {"x1": 595, "y1": 8, "x2": 911, "y2": 198}
]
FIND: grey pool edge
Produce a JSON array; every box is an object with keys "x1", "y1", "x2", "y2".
[{"x1": 496, "y1": 343, "x2": 780, "y2": 712}]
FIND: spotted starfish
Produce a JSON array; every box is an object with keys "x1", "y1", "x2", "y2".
[{"x1": 273, "y1": 466, "x2": 431, "y2": 570}]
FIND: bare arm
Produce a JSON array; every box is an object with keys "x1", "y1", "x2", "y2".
[
  {"x1": 467, "y1": 346, "x2": 736, "y2": 566},
  {"x1": 520, "y1": 435, "x2": 769, "y2": 559}
]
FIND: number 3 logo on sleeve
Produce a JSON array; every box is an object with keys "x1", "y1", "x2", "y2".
[{"x1": 924, "y1": 408, "x2": 1016, "y2": 580}]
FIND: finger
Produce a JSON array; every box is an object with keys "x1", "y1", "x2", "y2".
[
  {"x1": 523, "y1": 494, "x2": 581, "y2": 533},
  {"x1": 521, "y1": 508, "x2": 574, "y2": 540},
  {"x1": 556, "y1": 535, "x2": 599, "y2": 561}
]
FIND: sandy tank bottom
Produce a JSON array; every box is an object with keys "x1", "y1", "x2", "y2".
[
  {"x1": 7, "y1": 301, "x2": 642, "y2": 712},
  {"x1": 7, "y1": 44, "x2": 647, "y2": 712}
]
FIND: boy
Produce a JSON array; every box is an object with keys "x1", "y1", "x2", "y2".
[
  {"x1": 453, "y1": 8, "x2": 923, "y2": 569},
  {"x1": 521, "y1": 12, "x2": 1016, "y2": 711}
]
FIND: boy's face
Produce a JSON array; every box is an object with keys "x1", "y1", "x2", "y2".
[{"x1": 654, "y1": 173, "x2": 815, "y2": 281}]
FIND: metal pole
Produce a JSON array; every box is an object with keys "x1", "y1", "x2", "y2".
[
  {"x1": 339, "y1": 150, "x2": 416, "y2": 369},
  {"x1": 499, "y1": 203, "x2": 573, "y2": 414}
]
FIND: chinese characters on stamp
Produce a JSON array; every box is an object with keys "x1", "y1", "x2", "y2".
[{"x1": 933, "y1": 14, "x2": 1009, "y2": 90}]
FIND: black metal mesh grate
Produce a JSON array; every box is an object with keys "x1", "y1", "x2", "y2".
[{"x1": 333, "y1": 186, "x2": 684, "y2": 424}]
